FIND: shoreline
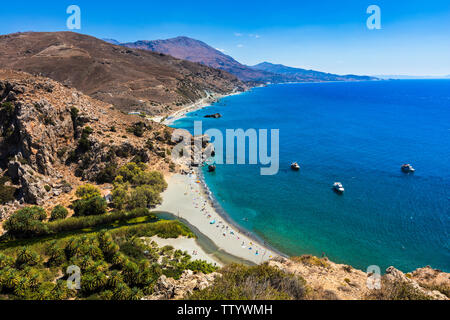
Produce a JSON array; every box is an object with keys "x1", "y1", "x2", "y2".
[
  {"x1": 155, "y1": 171, "x2": 280, "y2": 265},
  {"x1": 195, "y1": 168, "x2": 288, "y2": 260},
  {"x1": 149, "y1": 90, "x2": 244, "y2": 126},
  {"x1": 154, "y1": 89, "x2": 286, "y2": 266}
]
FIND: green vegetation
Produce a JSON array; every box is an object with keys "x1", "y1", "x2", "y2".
[
  {"x1": 188, "y1": 263, "x2": 307, "y2": 300},
  {"x1": 78, "y1": 126, "x2": 94, "y2": 152},
  {"x1": 73, "y1": 196, "x2": 107, "y2": 216},
  {"x1": 96, "y1": 163, "x2": 118, "y2": 184},
  {"x1": 0, "y1": 102, "x2": 15, "y2": 117},
  {"x1": 0, "y1": 175, "x2": 16, "y2": 205},
  {"x1": 50, "y1": 205, "x2": 69, "y2": 221},
  {"x1": 47, "y1": 208, "x2": 156, "y2": 234},
  {"x1": 70, "y1": 107, "x2": 79, "y2": 129},
  {"x1": 4, "y1": 206, "x2": 48, "y2": 238},
  {"x1": 0, "y1": 219, "x2": 210, "y2": 300},
  {"x1": 75, "y1": 184, "x2": 101, "y2": 199},
  {"x1": 111, "y1": 163, "x2": 167, "y2": 211},
  {"x1": 72, "y1": 184, "x2": 107, "y2": 217},
  {"x1": 127, "y1": 122, "x2": 147, "y2": 137},
  {"x1": 291, "y1": 255, "x2": 330, "y2": 268}
]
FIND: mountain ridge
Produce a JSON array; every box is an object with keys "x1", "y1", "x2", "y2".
[
  {"x1": 0, "y1": 32, "x2": 246, "y2": 115},
  {"x1": 123, "y1": 36, "x2": 376, "y2": 83},
  {"x1": 252, "y1": 62, "x2": 377, "y2": 82},
  {"x1": 123, "y1": 36, "x2": 277, "y2": 83}
]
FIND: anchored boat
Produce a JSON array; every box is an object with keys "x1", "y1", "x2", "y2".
[
  {"x1": 333, "y1": 182, "x2": 345, "y2": 194},
  {"x1": 401, "y1": 164, "x2": 415, "y2": 173},
  {"x1": 291, "y1": 162, "x2": 300, "y2": 171}
]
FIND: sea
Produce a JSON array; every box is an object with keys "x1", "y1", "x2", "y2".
[{"x1": 171, "y1": 80, "x2": 450, "y2": 272}]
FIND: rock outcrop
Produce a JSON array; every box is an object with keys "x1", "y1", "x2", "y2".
[
  {"x1": 204, "y1": 113, "x2": 222, "y2": 119},
  {"x1": 268, "y1": 256, "x2": 449, "y2": 300},
  {"x1": 146, "y1": 270, "x2": 220, "y2": 300},
  {"x1": 385, "y1": 266, "x2": 448, "y2": 300},
  {"x1": 0, "y1": 69, "x2": 177, "y2": 217}
]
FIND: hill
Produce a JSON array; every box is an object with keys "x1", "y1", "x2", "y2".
[
  {"x1": 123, "y1": 36, "x2": 277, "y2": 83},
  {"x1": 123, "y1": 37, "x2": 376, "y2": 83},
  {"x1": 252, "y1": 62, "x2": 377, "y2": 82},
  {"x1": 0, "y1": 69, "x2": 177, "y2": 213},
  {"x1": 0, "y1": 32, "x2": 246, "y2": 115}
]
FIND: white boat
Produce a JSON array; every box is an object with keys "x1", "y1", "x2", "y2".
[
  {"x1": 291, "y1": 162, "x2": 300, "y2": 171},
  {"x1": 401, "y1": 164, "x2": 415, "y2": 173},
  {"x1": 333, "y1": 182, "x2": 345, "y2": 193}
]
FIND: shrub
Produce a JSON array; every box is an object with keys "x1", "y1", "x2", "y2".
[
  {"x1": 75, "y1": 184, "x2": 101, "y2": 200},
  {"x1": 117, "y1": 162, "x2": 147, "y2": 183},
  {"x1": 185, "y1": 260, "x2": 219, "y2": 274},
  {"x1": 111, "y1": 183, "x2": 129, "y2": 210},
  {"x1": 47, "y1": 208, "x2": 156, "y2": 234},
  {"x1": 73, "y1": 196, "x2": 107, "y2": 216},
  {"x1": 57, "y1": 147, "x2": 67, "y2": 159},
  {"x1": 4, "y1": 206, "x2": 48, "y2": 238},
  {"x1": 15, "y1": 247, "x2": 41, "y2": 268},
  {"x1": 96, "y1": 163, "x2": 118, "y2": 184},
  {"x1": 127, "y1": 122, "x2": 147, "y2": 137},
  {"x1": 44, "y1": 185, "x2": 51, "y2": 192},
  {"x1": 1, "y1": 102, "x2": 15, "y2": 117},
  {"x1": 291, "y1": 255, "x2": 330, "y2": 268},
  {"x1": 128, "y1": 185, "x2": 161, "y2": 209},
  {"x1": 0, "y1": 175, "x2": 16, "y2": 204},
  {"x1": 132, "y1": 171, "x2": 167, "y2": 192},
  {"x1": 0, "y1": 253, "x2": 15, "y2": 268},
  {"x1": 78, "y1": 126, "x2": 93, "y2": 151},
  {"x1": 50, "y1": 205, "x2": 69, "y2": 221},
  {"x1": 188, "y1": 263, "x2": 307, "y2": 300},
  {"x1": 365, "y1": 279, "x2": 432, "y2": 300}
]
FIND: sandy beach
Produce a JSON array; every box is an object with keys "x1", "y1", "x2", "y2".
[
  {"x1": 148, "y1": 91, "x2": 242, "y2": 125},
  {"x1": 155, "y1": 172, "x2": 279, "y2": 265}
]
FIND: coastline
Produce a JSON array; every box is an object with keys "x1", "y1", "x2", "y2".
[
  {"x1": 154, "y1": 89, "x2": 286, "y2": 266},
  {"x1": 156, "y1": 91, "x2": 243, "y2": 125},
  {"x1": 155, "y1": 171, "x2": 280, "y2": 265}
]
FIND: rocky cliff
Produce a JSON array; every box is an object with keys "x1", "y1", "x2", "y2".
[{"x1": 0, "y1": 69, "x2": 177, "y2": 219}]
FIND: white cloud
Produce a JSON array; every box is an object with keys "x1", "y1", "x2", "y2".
[
  {"x1": 234, "y1": 32, "x2": 243, "y2": 37},
  {"x1": 249, "y1": 34, "x2": 261, "y2": 38},
  {"x1": 237, "y1": 44, "x2": 244, "y2": 48}
]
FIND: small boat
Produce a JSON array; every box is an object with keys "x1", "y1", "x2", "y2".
[
  {"x1": 333, "y1": 182, "x2": 345, "y2": 194},
  {"x1": 401, "y1": 164, "x2": 415, "y2": 173},
  {"x1": 208, "y1": 165, "x2": 216, "y2": 172},
  {"x1": 291, "y1": 162, "x2": 300, "y2": 171}
]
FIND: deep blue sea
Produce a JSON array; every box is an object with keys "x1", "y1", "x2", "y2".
[{"x1": 172, "y1": 80, "x2": 450, "y2": 272}]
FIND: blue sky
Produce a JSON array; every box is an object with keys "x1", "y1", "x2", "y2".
[{"x1": 1, "y1": 1, "x2": 450, "y2": 76}]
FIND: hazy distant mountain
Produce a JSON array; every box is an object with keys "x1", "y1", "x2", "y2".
[
  {"x1": 375, "y1": 75, "x2": 450, "y2": 80},
  {"x1": 102, "y1": 38, "x2": 121, "y2": 45},
  {"x1": 123, "y1": 37, "x2": 375, "y2": 83},
  {"x1": 123, "y1": 36, "x2": 277, "y2": 83},
  {"x1": 252, "y1": 62, "x2": 377, "y2": 82}
]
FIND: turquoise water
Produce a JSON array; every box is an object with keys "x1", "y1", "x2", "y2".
[{"x1": 172, "y1": 80, "x2": 450, "y2": 272}]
